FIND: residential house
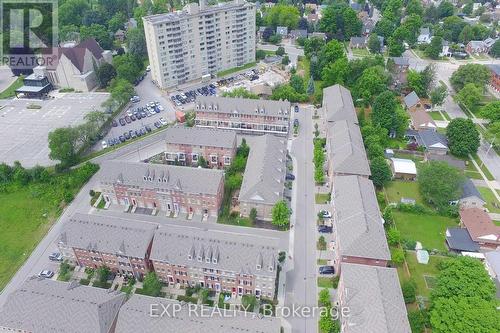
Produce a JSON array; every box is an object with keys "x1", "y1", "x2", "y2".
[
  {"x1": 42, "y1": 38, "x2": 112, "y2": 92},
  {"x1": 194, "y1": 96, "x2": 291, "y2": 136},
  {"x1": 276, "y1": 26, "x2": 288, "y2": 36},
  {"x1": 459, "y1": 178, "x2": 485, "y2": 208},
  {"x1": 404, "y1": 92, "x2": 437, "y2": 130},
  {"x1": 125, "y1": 18, "x2": 138, "y2": 31},
  {"x1": 0, "y1": 278, "x2": 125, "y2": 333},
  {"x1": 388, "y1": 57, "x2": 410, "y2": 84},
  {"x1": 446, "y1": 227, "x2": 480, "y2": 252},
  {"x1": 488, "y1": 64, "x2": 500, "y2": 91},
  {"x1": 417, "y1": 27, "x2": 432, "y2": 44},
  {"x1": 150, "y1": 224, "x2": 280, "y2": 298},
  {"x1": 332, "y1": 175, "x2": 391, "y2": 270},
  {"x1": 349, "y1": 36, "x2": 367, "y2": 48},
  {"x1": 163, "y1": 126, "x2": 237, "y2": 168},
  {"x1": 440, "y1": 40, "x2": 452, "y2": 57},
  {"x1": 338, "y1": 263, "x2": 411, "y2": 333},
  {"x1": 484, "y1": 37, "x2": 498, "y2": 49},
  {"x1": 289, "y1": 29, "x2": 308, "y2": 40},
  {"x1": 239, "y1": 135, "x2": 287, "y2": 221},
  {"x1": 406, "y1": 129, "x2": 448, "y2": 155},
  {"x1": 390, "y1": 158, "x2": 417, "y2": 180},
  {"x1": 460, "y1": 208, "x2": 500, "y2": 249},
  {"x1": 58, "y1": 213, "x2": 158, "y2": 279},
  {"x1": 310, "y1": 32, "x2": 327, "y2": 40},
  {"x1": 98, "y1": 160, "x2": 225, "y2": 219},
  {"x1": 14, "y1": 66, "x2": 53, "y2": 98},
  {"x1": 466, "y1": 40, "x2": 489, "y2": 54},
  {"x1": 115, "y1": 294, "x2": 280, "y2": 333},
  {"x1": 322, "y1": 84, "x2": 359, "y2": 124}
]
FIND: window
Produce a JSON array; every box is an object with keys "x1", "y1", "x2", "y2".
[
  {"x1": 256, "y1": 264, "x2": 261, "y2": 270},
  {"x1": 224, "y1": 156, "x2": 231, "y2": 165},
  {"x1": 210, "y1": 155, "x2": 218, "y2": 163},
  {"x1": 192, "y1": 153, "x2": 199, "y2": 162},
  {"x1": 205, "y1": 257, "x2": 211, "y2": 263}
]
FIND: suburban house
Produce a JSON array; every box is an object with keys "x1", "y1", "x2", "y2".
[
  {"x1": 326, "y1": 120, "x2": 371, "y2": 180},
  {"x1": 388, "y1": 57, "x2": 410, "y2": 84},
  {"x1": 276, "y1": 26, "x2": 288, "y2": 36},
  {"x1": 338, "y1": 263, "x2": 411, "y2": 333},
  {"x1": 406, "y1": 129, "x2": 448, "y2": 155},
  {"x1": 0, "y1": 278, "x2": 125, "y2": 333},
  {"x1": 332, "y1": 175, "x2": 391, "y2": 270},
  {"x1": 361, "y1": 16, "x2": 375, "y2": 36},
  {"x1": 440, "y1": 40, "x2": 452, "y2": 57},
  {"x1": 239, "y1": 135, "x2": 287, "y2": 221},
  {"x1": 289, "y1": 29, "x2": 308, "y2": 40},
  {"x1": 42, "y1": 38, "x2": 112, "y2": 92},
  {"x1": 349, "y1": 36, "x2": 367, "y2": 48},
  {"x1": 58, "y1": 213, "x2": 158, "y2": 279},
  {"x1": 390, "y1": 158, "x2": 417, "y2": 180},
  {"x1": 488, "y1": 63, "x2": 500, "y2": 92},
  {"x1": 446, "y1": 227, "x2": 480, "y2": 252},
  {"x1": 404, "y1": 92, "x2": 437, "y2": 130},
  {"x1": 458, "y1": 179, "x2": 485, "y2": 208},
  {"x1": 98, "y1": 160, "x2": 225, "y2": 219},
  {"x1": 417, "y1": 27, "x2": 432, "y2": 44},
  {"x1": 14, "y1": 67, "x2": 53, "y2": 98},
  {"x1": 194, "y1": 96, "x2": 291, "y2": 136},
  {"x1": 149, "y1": 224, "x2": 280, "y2": 298},
  {"x1": 460, "y1": 208, "x2": 500, "y2": 249},
  {"x1": 115, "y1": 294, "x2": 280, "y2": 333},
  {"x1": 163, "y1": 126, "x2": 237, "y2": 169},
  {"x1": 322, "y1": 84, "x2": 359, "y2": 124},
  {"x1": 466, "y1": 40, "x2": 490, "y2": 54}
]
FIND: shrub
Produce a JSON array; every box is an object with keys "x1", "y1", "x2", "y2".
[{"x1": 402, "y1": 280, "x2": 417, "y2": 304}]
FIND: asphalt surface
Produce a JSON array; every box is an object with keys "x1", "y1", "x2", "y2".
[{"x1": 0, "y1": 66, "x2": 16, "y2": 93}]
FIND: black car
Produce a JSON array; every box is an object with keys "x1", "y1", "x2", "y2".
[
  {"x1": 294, "y1": 105, "x2": 299, "y2": 113},
  {"x1": 119, "y1": 118, "x2": 126, "y2": 126},
  {"x1": 285, "y1": 173, "x2": 295, "y2": 180},
  {"x1": 140, "y1": 128, "x2": 147, "y2": 136},
  {"x1": 293, "y1": 119, "x2": 299, "y2": 126},
  {"x1": 125, "y1": 116, "x2": 132, "y2": 123},
  {"x1": 111, "y1": 120, "x2": 118, "y2": 127},
  {"x1": 145, "y1": 125, "x2": 152, "y2": 132},
  {"x1": 130, "y1": 114, "x2": 136, "y2": 121},
  {"x1": 124, "y1": 132, "x2": 131, "y2": 140},
  {"x1": 154, "y1": 121, "x2": 161, "y2": 128},
  {"x1": 129, "y1": 130, "x2": 136, "y2": 139},
  {"x1": 319, "y1": 266, "x2": 335, "y2": 275},
  {"x1": 119, "y1": 135, "x2": 126, "y2": 142},
  {"x1": 318, "y1": 225, "x2": 333, "y2": 233}
]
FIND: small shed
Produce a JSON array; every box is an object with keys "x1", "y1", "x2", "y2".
[{"x1": 390, "y1": 158, "x2": 417, "y2": 180}]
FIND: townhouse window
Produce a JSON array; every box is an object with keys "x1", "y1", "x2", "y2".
[
  {"x1": 192, "y1": 153, "x2": 199, "y2": 162},
  {"x1": 256, "y1": 264, "x2": 261, "y2": 270},
  {"x1": 205, "y1": 257, "x2": 211, "y2": 263},
  {"x1": 210, "y1": 155, "x2": 218, "y2": 163},
  {"x1": 224, "y1": 156, "x2": 231, "y2": 165}
]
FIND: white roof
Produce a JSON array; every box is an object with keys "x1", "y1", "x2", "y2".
[{"x1": 390, "y1": 158, "x2": 417, "y2": 175}]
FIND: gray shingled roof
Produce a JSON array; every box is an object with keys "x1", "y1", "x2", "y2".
[
  {"x1": 446, "y1": 227, "x2": 480, "y2": 252},
  {"x1": 417, "y1": 129, "x2": 448, "y2": 149},
  {"x1": 327, "y1": 120, "x2": 371, "y2": 177},
  {"x1": 98, "y1": 160, "x2": 224, "y2": 195},
  {"x1": 461, "y1": 178, "x2": 483, "y2": 201},
  {"x1": 196, "y1": 96, "x2": 291, "y2": 121},
  {"x1": 290, "y1": 29, "x2": 308, "y2": 38},
  {"x1": 390, "y1": 57, "x2": 409, "y2": 66},
  {"x1": 322, "y1": 84, "x2": 358, "y2": 124},
  {"x1": 404, "y1": 91, "x2": 420, "y2": 109},
  {"x1": 333, "y1": 175, "x2": 390, "y2": 261},
  {"x1": 239, "y1": 135, "x2": 287, "y2": 204},
  {"x1": 0, "y1": 278, "x2": 125, "y2": 333},
  {"x1": 340, "y1": 263, "x2": 411, "y2": 333},
  {"x1": 115, "y1": 294, "x2": 280, "y2": 333},
  {"x1": 59, "y1": 213, "x2": 158, "y2": 258},
  {"x1": 150, "y1": 224, "x2": 279, "y2": 278},
  {"x1": 350, "y1": 36, "x2": 367, "y2": 45},
  {"x1": 164, "y1": 126, "x2": 236, "y2": 149},
  {"x1": 488, "y1": 63, "x2": 500, "y2": 76}
]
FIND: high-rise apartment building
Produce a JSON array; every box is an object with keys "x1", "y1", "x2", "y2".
[{"x1": 143, "y1": 0, "x2": 256, "y2": 89}]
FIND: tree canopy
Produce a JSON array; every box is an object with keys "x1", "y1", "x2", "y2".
[
  {"x1": 446, "y1": 118, "x2": 480, "y2": 157},
  {"x1": 264, "y1": 4, "x2": 300, "y2": 29},
  {"x1": 370, "y1": 156, "x2": 392, "y2": 188},
  {"x1": 319, "y1": 3, "x2": 362, "y2": 40},
  {"x1": 450, "y1": 64, "x2": 491, "y2": 91},
  {"x1": 271, "y1": 200, "x2": 290, "y2": 228},
  {"x1": 418, "y1": 161, "x2": 465, "y2": 208}
]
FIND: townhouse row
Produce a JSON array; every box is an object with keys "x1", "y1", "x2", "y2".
[
  {"x1": 57, "y1": 213, "x2": 280, "y2": 299},
  {"x1": 322, "y1": 85, "x2": 411, "y2": 333}
]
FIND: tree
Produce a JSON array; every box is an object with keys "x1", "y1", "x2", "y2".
[
  {"x1": 221, "y1": 87, "x2": 259, "y2": 99},
  {"x1": 109, "y1": 78, "x2": 135, "y2": 105},
  {"x1": 437, "y1": 1, "x2": 454, "y2": 18},
  {"x1": 48, "y1": 127, "x2": 80, "y2": 167},
  {"x1": 289, "y1": 74, "x2": 305, "y2": 94},
  {"x1": 321, "y1": 57, "x2": 349, "y2": 86},
  {"x1": 113, "y1": 54, "x2": 143, "y2": 83},
  {"x1": 58, "y1": 0, "x2": 90, "y2": 26},
  {"x1": 368, "y1": 33, "x2": 381, "y2": 53},
  {"x1": 406, "y1": 0, "x2": 423, "y2": 16},
  {"x1": 354, "y1": 66, "x2": 389, "y2": 103},
  {"x1": 370, "y1": 156, "x2": 392, "y2": 188},
  {"x1": 256, "y1": 49, "x2": 266, "y2": 60},
  {"x1": 281, "y1": 55, "x2": 290, "y2": 66},
  {"x1": 303, "y1": 37, "x2": 325, "y2": 58},
  {"x1": 425, "y1": 36, "x2": 443, "y2": 59},
  {"x1": 271, "y1": 200, "x2": 290, "y2": 228},
  {"x1": 490, "y1": 39, "x2": 500, "y2": 58},
  {"x1": 442, "y1": 16, "x2": 467, "y2": 42},
  {"x1": 430, "y1": 85, "x2": 448, "y2": 108},
  {"x1": 450, "y1": 64, "x2": 490, "y2": 91},
  {"x1": 319, "y1": 3, "x2": 361, "y2": 39},
  {"x1": 271, "y1": 84, "x2": 308, "y2": 103},
  {"x1": 306, "y1": 76, "x2": 315, "y2": 96},
  {"x1": 462, "y1": 2, "x2": 473, "y2": 16},
  {"x1": 127, "y1": 28, "x2": 147, "y2": 58},
  {"x1": 108, "y1": 12, "x2": 127, "y2": 33},
  {"x1": 142, "y1": 272, "x2": 163, "y2": 297},
  {"x1": 479, "y1": 101, "x2": 500, "y2": 123},
  {"x1": 447, "y1": 118, "x2": 481, "y2": 158},
  {"x1": 79, "y1": 24, "x2": 113, "y2": 50},
  {"x1": 321, "y1": 40, "x2": 346, "y2": 64},
  {"x1": 407, "y1": 71, "x2": 426, "y2": 98},
  {"x1": 418, "y1": 161, "x2": 465, "y2": 208},
  {"x1": 96, "y1": 266, "x2": 110, "y2": 283},
  {"x1": 249, "y1": 208, "x2": 257, "y2": 223},
  {"x1": 401, "y1": 280, "x2": 417, "y2": 304},
  {"x1": 386, "y1": 228, "x2": 401, "y2": 246},
  {"x1": 96, "y1": 63, "x2": 116, "y2": 88},
  {"x1": 454, "y1": 83, "x2": 483, "y2": 113},
  {"x1": 391, "y1": 248, "x2": 405, "y2": 264},
  {"x1": 430, "y1": 296, "x2": 500, "y2": 333},
  {"x1": 276, "y1": 46, "x2": 285, "y2": 56},
  {"x1": 318, "y1": 289, "x2": 331, "y2": 307},
  {"x1": 319, "y1": 311, "x2": 340, "y2": 333},
  {"x1": 264, "y1": 4, "x2": 300, "y2": 29},
  {"x1": 197, "y1": 156, "x2": 208, "y2": 168},
  {"x1": 371, "y1": 91, "x2": 408, "y2": 137},
  {"x1": 262, "y1": 27, "x2": 274, "y2": 42},
  {"x1": 408, "y1": 310, "x2": 428, "y2": 333}
]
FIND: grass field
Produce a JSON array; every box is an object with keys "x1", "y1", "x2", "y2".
[
  {"x1": 393, "y1": 152, "x2": 425, "y2": 162},
  {"x1": 0, "y1": 76, "x2": 24, "y2": 99},
  {"x1": 217, "y1": 62, "x2": 256, "y2": 77},
  {"x1": 478, "y1": 186, "x2": 500, "y2": 214},
  {"x1": 428, "y1": 111, "x2": 444, "y2": 120},
  {"x1": 350, "y1": 47, "x2": 371, "y2": 57},
  {"x1": 471, "y1": 154, "x2": 494, "y2": 181},
  {"x1": 393, "y1": 211, "x2": 458, "y2": 252},
  {"x1": 385, "y1": 181, "x2": 424, "y2": 205},
  {"x1": 0, "y1": 164, "x2": 98, "y2": 291},
  {"x1": 315, "y1": 193, "x2": 330, "y2": 204}
]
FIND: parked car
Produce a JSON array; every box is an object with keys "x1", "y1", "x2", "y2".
[
  {"x1": 294, "y1": 105, "x2": 299, "y2": 113},
  {"x1": 119, "y1": 118, "x2": 126, "y2": 126},
  {"x1": 146, "y1": 65, "x2": 151, "y2": 72},
  {"x1": 318, "y1": 225, "x2": 333, "y2": 233},
  {"x1": 145, "y1": 125, "x2": 152, "y2": 132},
  {"x1": 38, "y1": 270, "x2": 54, "y2": 278},
  {"x1": 140, "y1": 128, "x2": 147, "y2": 136},
  {"x1": 285, "y1": 173, "x2": 295, "y2": 180},
  {"x1": 159, "y1": 117, "x2": 167, "y2": 126},
  {"x1": 111, "y1": 120, "x2": 118, "y2": 127},
  {"x1": 125, "y1": 116, "x2": 132, "y2": 123},
  {"x1": 101, "y1": 140, "x2": 108, "y2": 149},
  {"x1": 119, "y1": 135, "x2": 126, "y2": 142},
  {"x1": 48, "y1": 252, "x2": 63, "y2": 261},
  {"x1": 320, "y1": 210, "x2": 332, "y2": 218},
  {"x1": 130, "y1": 114, "x2": 136, "y2": 121},
  {"x1": 293, "y1": 119, "x2": 299, "y2": 127},
  {"x1": 130, "y1": 95, "x2": 140, "y2": 103},
  {"x1": 319, "y1": 266, "x2": 335, "y2": 275},
  {"x1": 124, "y1": 132, "x2": 131, "y2": 140},
  {"x1": 154, "y1": 121, "x2": 161, "y2": 128}
]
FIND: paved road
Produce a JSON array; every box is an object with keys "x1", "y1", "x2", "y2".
[
  {"x1": 0, "y1": 66, "x2": 16, "y2": 94},
  {"x1": 257, "y1": 43, "x2": 304, "y2": 67},
  {"x1": 284, "y1": 105, "x2": 318, "y2": 333}
]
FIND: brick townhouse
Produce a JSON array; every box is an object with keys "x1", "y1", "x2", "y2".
[
  {"x1": 163, "y1": 126, "x2": 237, "y2": 168},
  {"x1": 150, "y1": 224, "x2": 280, "y2": 298},
  {"x1": 98, "y1": 160, "x2": 224, "y2": 218},
  {"x1": 194, "y1": 96, "x2": 291, "y2": 136},
  {"x1": 488, "y1": 64, "x2": 500, "y2": 92},
  {"x1": 58, "y1": 213, "x2": 158, "y2": 279}
]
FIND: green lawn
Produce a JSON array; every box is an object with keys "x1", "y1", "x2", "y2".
[
  {"x1": 0, "y1": 76, "x2": 24, "y2": 99},
  {"x1": 315, "y1": 193, "x2": 330, "y2": 204},
  {"x1": 471, "y1": 154, "x2": 494, "y2": 181},
  {"x1": 218, "y1": 217, "x2": 253, "y2": 227},
  {"x1": 393, "y1": 212, "x2": 458, "y2": 252},
  {"x1": 393, "y1": 152, "x2": 424, "y2": 162},
  {"x1": 317, "y1": 259, "x2": 328, "y2": 265},
  {"x1": 494, "y1": 221, "x2": 500, "y2": 226},
  {"x1": 317, "y1": 277, "x2": 334, "y2": 288},
  {"x1": 350, "y1": 47, "x2": 371, "y2": 57},
  {"x1": 477, "y1": 187, "x2": 500, "y2": 214},
  {"x1": 0, "y1": 164, "x2": 98, "y2": 291},
  {"x1": 217, "y1": 62, "x2": 256, "y2": 77},
  {"x1": 428, "y1": 111, "x2": 444, "y2": 121},
  {"x1": 385, "y1": 181, "x2": 424, "y2": 205},
  {"x1": 399, "y1": 252, "x2": 450, "y2": 298}
]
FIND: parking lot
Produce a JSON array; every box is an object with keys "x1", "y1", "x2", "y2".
[{"x1": 0, "y1": 93, "x2": 110, "y2": 167}]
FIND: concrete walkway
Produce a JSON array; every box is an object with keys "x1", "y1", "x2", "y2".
[{"x1": 469, "y1": 154, "x2": 500, "y2": 203}]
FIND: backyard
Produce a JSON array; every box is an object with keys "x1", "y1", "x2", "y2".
[{"x1": 385, "y1": 181, "x2": 425, "y2": 206}]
